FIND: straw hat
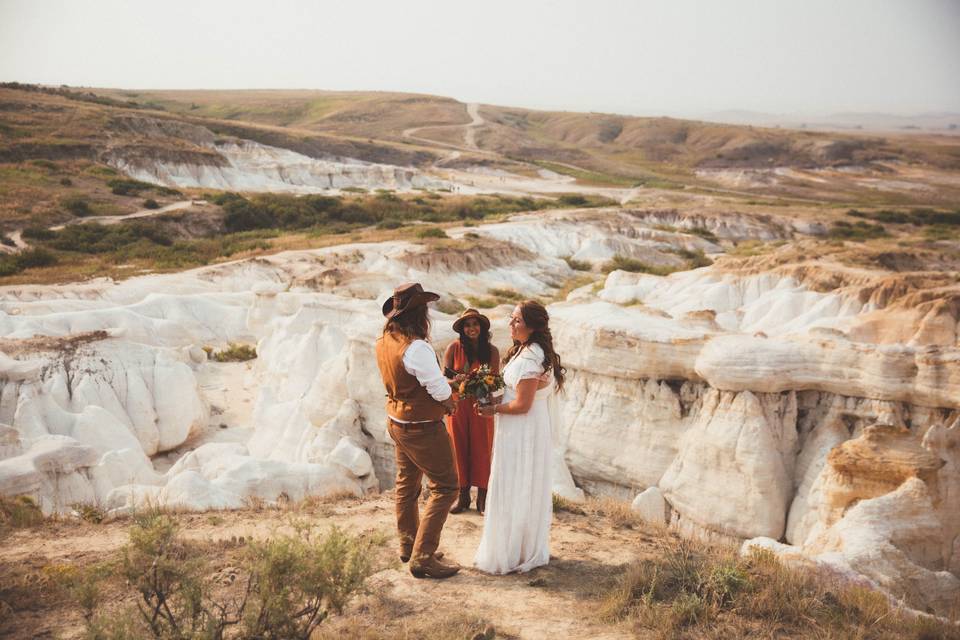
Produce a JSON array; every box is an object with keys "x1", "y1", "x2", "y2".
[{"x1": 452, "y1": 308, "x2": 491, "y2": 334}]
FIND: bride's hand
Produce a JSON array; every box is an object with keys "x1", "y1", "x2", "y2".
[{"x1": 476, "y1": 403, "x2": 496, "y2": 417}]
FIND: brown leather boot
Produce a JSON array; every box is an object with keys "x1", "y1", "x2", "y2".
[
  {"x1": 449, "y1": 488, "x2": 471, "y2": 514},
  {"x1": 400, "y1": 550, "x2": 443, "y2": 563},
  {"x1": 410, "y1": 554, "x2": 460, "y2": 579},
  {"x1": 476, "y1": 488, "x2": 487, "y2": 515}
]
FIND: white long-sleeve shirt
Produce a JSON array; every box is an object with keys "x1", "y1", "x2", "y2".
[{"x1": 390, "y1": 339, "x2": 451, "y2": 423}]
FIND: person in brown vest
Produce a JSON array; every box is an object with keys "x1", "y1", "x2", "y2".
[{"x1": 375, "y1": 282, "x2": 461, "y2": 579}]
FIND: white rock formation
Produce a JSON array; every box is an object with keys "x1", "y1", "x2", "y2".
[
  {"x1": 0, "y1": 207, "x2": 956, "y2": 616},
  {"x1": 110, "y1": 140, "x2": 448, "y2": 193}
]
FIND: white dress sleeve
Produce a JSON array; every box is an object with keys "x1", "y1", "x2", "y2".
[{"x1": 514, "y1": 344, "x2": 546, "y2": 381}]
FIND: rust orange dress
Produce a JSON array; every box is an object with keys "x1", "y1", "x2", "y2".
[{"x1": 446, "y1": 341, "x2": 498, "y2": 489}]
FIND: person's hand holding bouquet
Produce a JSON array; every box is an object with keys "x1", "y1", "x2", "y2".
[{"x1": 460, "y1": 365, "x2": 505, "y2": 414}]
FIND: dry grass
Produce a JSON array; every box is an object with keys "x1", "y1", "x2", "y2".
[
  {"x1": 585, "y1": 496, "x2": 644, "y2": 530},
  {"x1": 599, "y1": 538, "x2": 960, "y2": 639}
]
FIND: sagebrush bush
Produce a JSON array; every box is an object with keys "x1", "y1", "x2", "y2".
[
  {"x1": 416, "y1": 227, "x2": 448, "y2": 239},
  {"x1": 0, "y1": 495, "x2": 43, "y2": 538},
  {"x1": 602, "y1": 255, "x2": 677, "y2": 275},
  {"x1": 73, "y1": 512, "x2": 380, "y2": 639},
  {"x1": 62, "y1": 196, "x2": 92, "y2": 217},
  {"x1": 206, "y1": 343, "x2": 257, "y2": 362}
]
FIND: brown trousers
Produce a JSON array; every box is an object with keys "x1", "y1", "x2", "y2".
[{"x1": 387, "y1": 418, "x2": 459, "y2": 561}]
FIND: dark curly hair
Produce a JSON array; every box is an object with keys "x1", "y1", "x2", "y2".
[{"x1": 503, "y1": 300, "x2": 566, "y2": 391}]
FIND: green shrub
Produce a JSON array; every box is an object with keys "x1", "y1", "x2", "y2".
[
  {"x1": 206, "y1": 343, "x2": 257, "y2": 362},
  {"x1": 487, "y1": 288, "x2": 523, "y2": 302},
  {"x1": 687, "y1": 227, "x2": 718, "y2": 242},
  {"x1": 59, "y1": 177, "x2": 73, "y2": 186},
  {"x1": 22, "y1": 226, "x2": 56, "y2": 241},
  {"x1": 14, "y1": 247, "x2": 57, "y2": 269},
  {"x1": 47, "y1": 221, "x2": 173, "y2": 254},
  {"x1": 62, "y1": 196, "x2": 92, "y2": 217},
  {"x1": 558, "y1": 194, "x2": 587, "y2": 206},
  {"x1": 828, "y1": 220, "x2": 888, "y2": 240},
  {"x1": 564, "y1": 256, "x2": 592, "y2": 271},
  {"x1": 602, "y1": 255, "x2": 677, "y2": 275},
  {"x1": 76, "y1": 513, "x2": 380, "y2": 639},
  {"x1": 71, "y1": 502, "x2": 106, "y2": 524},
  {"x1": 239, "y1": 525, "x2": 378, "y2": 638},
  {"x1": 416, "y1": 227, "x2": 448, "y2": 239},
  {"x1": 0, "y1": 248, "x2": 58, "y2": 277},
  {"x1": 0, "y1": 495, "x2": 43, "y2": 538},
  {"x1": 107, "y1": 178, "x2": 155, "y2": 196},
  {"x1": 142, "y1": 198, "x2": 160, "y2": 209}
]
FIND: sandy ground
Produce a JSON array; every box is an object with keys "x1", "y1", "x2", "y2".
[{"x1": 0, "y1": 492, "x2": 660, "y2": 639}]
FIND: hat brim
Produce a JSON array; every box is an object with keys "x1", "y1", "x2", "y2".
[
  {"x1": 453, "y1": 313, "x2": 491, "y2": 334},
  {"x1": 381, "y1": 290, "x2": 441, "y2": 318}
]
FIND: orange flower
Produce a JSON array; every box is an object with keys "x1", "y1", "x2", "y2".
[
  {"x1": 459, "y1": 382, "x2": 467, "y2": 393},
  {"x1": 484, "y1": 375, "x2": 495, "y2": 386}
]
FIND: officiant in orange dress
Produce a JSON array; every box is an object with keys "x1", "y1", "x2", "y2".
[{"x1": 443, "y1": 309, "x2": 500, "y2": 514}]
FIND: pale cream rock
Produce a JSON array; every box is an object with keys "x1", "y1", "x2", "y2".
[
  {"x1": 659, "y1": 389, "x2": 797, "y2": 540},
  {"x1": 631, "y1": 486, "x2": 668, "y2": 525}
]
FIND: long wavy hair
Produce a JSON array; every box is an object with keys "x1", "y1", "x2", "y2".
[
  {"x1": 458, "y1": 324, "x2": 493, "y2": 366},
  {"x1": 503, "y1": 300, "x2": 566, "y2": 392},
  {"x1": 383, "y1": 304, "x2": 430, "y2": 341}
]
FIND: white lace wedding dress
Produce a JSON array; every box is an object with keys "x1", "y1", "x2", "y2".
[{"x1": 474, "y1": 343, "x2": 554, "y2": 574}]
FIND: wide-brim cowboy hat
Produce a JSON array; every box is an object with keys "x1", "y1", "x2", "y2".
[
  {"x1": 381, "y1": 282, "x2": 440, "y2": 319},
  {"x1": 452, "y1": 308, "x2": 491, "y2": 334}
]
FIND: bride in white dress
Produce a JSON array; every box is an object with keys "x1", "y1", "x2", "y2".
[{"x1": 474, "y1": 300, "x2": 566, "y2": 574}]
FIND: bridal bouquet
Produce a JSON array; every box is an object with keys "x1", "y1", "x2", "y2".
[{"x1": 458, "y1": 365, "x2": 505, "y2": 406}]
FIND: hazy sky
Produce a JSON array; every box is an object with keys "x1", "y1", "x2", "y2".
[{"x1": 1, "y1": 0, "x2": 958, "y2": 118}]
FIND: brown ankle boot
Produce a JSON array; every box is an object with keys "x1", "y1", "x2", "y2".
[
  {"x1": 410, "y1": 554, "x2": 460, "y2": 579},
  {"x1": 476, "y1": 488, "x2": 487, "y2": 514},
  {"x1": 449, "y1": 488, "x2": 471, "y2": 514}
]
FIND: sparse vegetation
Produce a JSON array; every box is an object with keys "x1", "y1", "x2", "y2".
[
  {"x1": 71, "y1": 502, "x2": 106, "y2": 524},
  {"x1": 416, "y1": 227, "x2": 448, "y2": 239},
  {"x1": 849, "y1": 207, "x2": 960, "y2": 227},
  {"x1": 0, "y1": 495, "x2": 43, "y2": 539},
  {"x1": 205, "y1": 343, "x2": 257, "y2": 362},
  {"x1": 828, "y1": 220, "x2": 889, "y2": 240},
  {"x1": 564, "y1": 256, "x2": 592, "y2": 271},
  {"x1": 602, "y1": 255, "x2": 678, "y2": 276},
  {"x1": 466, "y1": 287, "x2": 527, "y2": 309},
  {"x1": 72, "y1": 511, "x2": 381, "y2": 639},
  {"x1": 62, "y1": 195, "x2": 92, "y2": 217},
  {"x1": 0, "y1": 247, "x2": 58, "y2": 276},
  {"x1": 599, "y1": 540, "x2": 959, "y2": 639},
  {"x1": 668, "y1": 248, "x2": 713, "y2": 268}
]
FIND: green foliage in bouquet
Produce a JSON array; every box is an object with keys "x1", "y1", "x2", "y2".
[{"x1": 457, "y1": 365, "x2": 505, "y2": 404}]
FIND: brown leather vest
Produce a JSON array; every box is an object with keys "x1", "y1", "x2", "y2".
[{"x1": 375, "y1": 332, "x2": 446, "y2": 422}]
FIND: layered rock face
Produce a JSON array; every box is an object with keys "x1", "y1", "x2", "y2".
[
  {"x1": 549, "y1": 256, "x2": 960, "y2": 616},
  {"x1": 111, "y1": 140, "x2": 448, "y2": 193},
  {"x1": 0, "y1": 207, "x2": 957, "y2": 615}
]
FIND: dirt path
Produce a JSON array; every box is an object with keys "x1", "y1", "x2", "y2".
[
  {"x1": 464, "y1": 102, "x2": 483, "y2": 150},
  {"x1": 0, "y1": 492, "x2": 655, "y2": 639},
  {"x1": 5, "y1": 200, "x2": 199, "y2": 250},
  {"x1": 48, "y1": 199, "x2": 199, "y2": 231},
  {"x1": 2, "y1": 200, "x2": 200, "y2": 253}
]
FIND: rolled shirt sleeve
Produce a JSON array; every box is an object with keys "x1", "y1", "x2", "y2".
[{"x1": 403, "y1": 340, "x2": 452, "y2": 402}]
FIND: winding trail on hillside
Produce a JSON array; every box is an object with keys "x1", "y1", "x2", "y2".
[
  {"x1": 3, "y1": 200, "x2": 199, "y2": 252},
  {"x1": 401, "y1": 102, "x2": 489, "y2": 167}
]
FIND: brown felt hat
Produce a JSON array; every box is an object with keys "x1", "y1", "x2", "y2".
[
  {"x1": 452, "y1": 308, "x2": 491, "y2": 334},
  {"x1": 381, "y1": 282, "x2": 440, "y2": 319}
]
